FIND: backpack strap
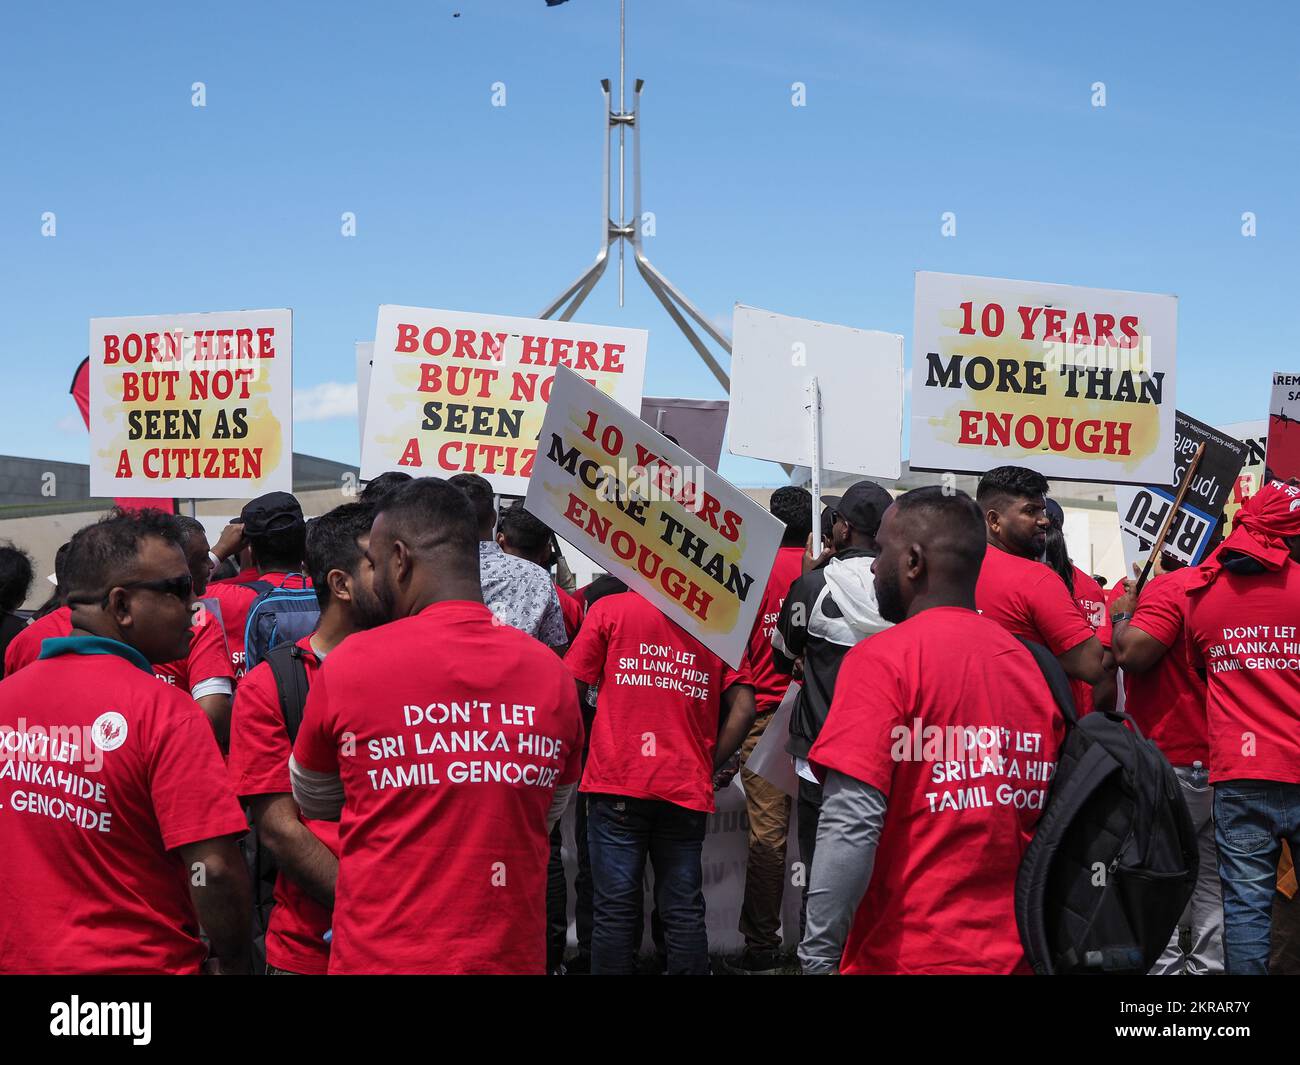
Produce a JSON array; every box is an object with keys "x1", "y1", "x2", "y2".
[
  {"x1": 241, "y1": 579, "x2": 275, "y2": 596},
  {"x1": 242, "y1": 584, "x2": 315, "y2": 674},
  {"x1": 265, "y1": 641, "x2": 311, "y2": 744}
]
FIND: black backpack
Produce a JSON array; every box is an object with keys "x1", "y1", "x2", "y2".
[
  {"x1": 243, "y1": 642, "x2": 312, "y2": 968},
  {"x1": 1014, "y1": 640, "x2": 1199, "y2": 975}
]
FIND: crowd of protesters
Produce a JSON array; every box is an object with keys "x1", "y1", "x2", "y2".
[{"x1": 0, "y1": 462, "x2": 1297, "y2": 975}]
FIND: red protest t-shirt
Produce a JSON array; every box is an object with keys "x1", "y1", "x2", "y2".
[
  {"x1": 564, "y1": 591, "x2": 753, "y2": 813},
  {"x1": 1068, "y1": 566, "x2": 1106, "y2": 716},
  {"x1": 228, "y1": 635, "x2": 337, "y2": 975},
  {"x1": 976, "y1": 544, "x2": 1095, "y2": 656},
  {"x1": 153, "y1": 603, "x2": 232, "y2": 693},
  {"x1": 556, "y1": 583, "x2": 584, "y2": 641},
  {"x1": 746, "y1": 545, "x2": 805, "y2": 713},
  {"x1": 1124, "y1": 567, "x2": 1208, "y2": 766},
  {"x1": 809, "y1": 606, "x2": 1066, "y2": 975},
  {"x1": 1185, "y1": 560, "x2": 1300, "y2": 784},
  {"x1": 291, "y1": 601, "x2": 584, "y2": 975},
  {"x1": 206, "y1": 572, "x2": 311, "y2": 680},
  {"x1": 4, "y1": 607, "x2": 72, "y2": 676},
  {"x1": 7, "y1": 606, "x2": 233, "y2": 698},
  {"x1": 0, "y1": 638, "x2": 247, "y2": 974},
  {"x1": 213, "y1": 564, "x2": 259, "y2": 586},
  {"x1": 1072, "y1": 567, "x2": 1106, "y2": 630}
]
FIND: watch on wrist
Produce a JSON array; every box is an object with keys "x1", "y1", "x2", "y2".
[{"x1": 1110, "y1": 611, "x2": 1134, "y2": 624}]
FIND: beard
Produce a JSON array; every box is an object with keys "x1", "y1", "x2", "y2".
[
  {"x1": 874, "y1": 565, "x2": 907, "y2": 624},
  {"x1": 363, "y1": 571, "x2": 399, "y2": 628}
]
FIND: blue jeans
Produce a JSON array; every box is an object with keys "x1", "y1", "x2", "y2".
[
  {"x1": 586, "y1": 794, "x2": 709, "y2": 975},
  {"x1": 1214, "y1": 780, "x2": 1300, "y2": 974}
]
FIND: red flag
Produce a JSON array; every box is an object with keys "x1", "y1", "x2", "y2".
[{"x1": 70, "y1": 357, "x2": 90, "y2": 429}]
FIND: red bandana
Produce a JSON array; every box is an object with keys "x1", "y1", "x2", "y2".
[{"x1": 1190, "y1": 479, "x2": 1300, "y2": 590}]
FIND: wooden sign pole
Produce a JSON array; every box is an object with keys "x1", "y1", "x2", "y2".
[{"x1": 1134, "y1": 443, "x2": 1206, "y2": 594}]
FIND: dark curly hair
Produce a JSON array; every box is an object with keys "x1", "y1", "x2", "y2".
[{"x1": 770, "y1": 486, "x2": 812, "y2": 547}]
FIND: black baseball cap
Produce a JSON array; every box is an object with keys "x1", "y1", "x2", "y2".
[
  {"x1": 821, "y1": 481, "x2": 893, "y2": 538},
  {"x1": 239, "y1": 492, "x2": 305, "y2": 538}
]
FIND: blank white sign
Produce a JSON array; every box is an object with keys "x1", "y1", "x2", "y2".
[{"x1": 727, "y1": 304, "x2": 903, "y2": 479}]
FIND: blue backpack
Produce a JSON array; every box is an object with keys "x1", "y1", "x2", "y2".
[{"x1": 241, "y1": 575, "x2": 319, "y2": 674}]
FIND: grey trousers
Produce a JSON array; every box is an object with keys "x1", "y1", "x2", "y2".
[{"x1": 1150, "y1": 764, "x2": 1224, "y2": 975}]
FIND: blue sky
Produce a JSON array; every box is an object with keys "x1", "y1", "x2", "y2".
[{"x1": 1, "y1": 0, "x2": 1295, "y2": 486}]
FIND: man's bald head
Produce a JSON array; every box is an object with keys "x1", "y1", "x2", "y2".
[
  {"x1": 873, "y1": 487, "x2": 986, "y2": 623},
  {"x1": 368, "y1": 477, "x2": 482, "y2": 620}
]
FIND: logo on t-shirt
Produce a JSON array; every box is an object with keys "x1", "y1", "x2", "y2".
[{"x1": 91, "y1": 711, "x2": 128, "y2": 752}]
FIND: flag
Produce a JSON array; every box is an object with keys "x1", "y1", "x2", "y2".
[
  {"x1": 72, "y1": 355, "x2": 176, "y2": 512},
  {"x1": 70, "y1": 356, "x2": 90, "y2": 429}
]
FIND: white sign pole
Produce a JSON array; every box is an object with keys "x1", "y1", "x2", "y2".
[{"x1": 808, "y1": 377, "x2": 822, "y2": 552}]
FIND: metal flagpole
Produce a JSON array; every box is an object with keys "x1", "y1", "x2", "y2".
[{"x1": 538, "y1": 0, "x2": 733, "y2": 394}]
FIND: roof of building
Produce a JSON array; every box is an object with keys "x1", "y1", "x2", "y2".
[{"x1": 0, "y1": 452, "x2": 359, "y2": 519}]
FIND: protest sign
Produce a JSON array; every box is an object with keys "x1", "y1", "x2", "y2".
[
  {"x1": 89, "y1": 309, "x2": 293, "y2": 498},
  {"x1": 356, "y1": 340, "x2": 373, "y2": 442},
  {"x1": 1266, "y1": 372, "x2": 1300, "y2": 482},
  {"x1": 1218, "y1": 419, "x2": 1267, "y2": 529},
  {"x1": 639, "y1": 397, "x2": 729, "y2": 472},
  {"x1": 744, "y1": 682, "x2": 800, "y2": 797},
  {"x1": 911, "y1": 272, "x2": 1177, "y2": 485},
  {"x1": 1115, "y1": 412, "x2": 1247, "y2": 571},
  {"x1": 728, "y1": 304, "x2": 903, "y2": 479},
  {"x1": 360, "y1": 306, "x2": 647, "y2": 495},
  {"x1": 525, "y1": 367, "x2": 783, "y2": 669}
]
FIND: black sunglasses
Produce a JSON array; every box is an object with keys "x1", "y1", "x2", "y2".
[{"x1": 68, "y1": 575, "x2": 194, "y2": 608}]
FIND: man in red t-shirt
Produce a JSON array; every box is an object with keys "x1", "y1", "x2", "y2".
[
  {"x1": 1183, "y1": 479, "x2": 1300, "y2": 974},
  {"x1": 799, "y1": 486, "x2": 1066, "y2": 974},
  {"x1": 565, "y1": 589, "x2": 756, "y2": 975},
  {"x1": 0, "y1": 508, "x2": 250, "y2": 973},
  {"x1": 733, "y1": 485, "x2": 808, "y2": 973},
  {"x1": 5, "y1": 516, "x2": 235, "y2": 747},
  {"x1": 290, "y1": 478, "x2": 584, "y2": 974},
  {"x1": 205, "y1": 492, "x2": 311, "y2": 680},
  {"x1": 229, "y1": 502, "x2": 386, "y2": 974},
  {"x1": 1110, "y1": 551, "x2": 1222, "y2": 975},
  {"x1": 974, "y1": 467, "x2": 1104, "y2": 703}
]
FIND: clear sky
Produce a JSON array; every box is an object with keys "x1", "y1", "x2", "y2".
[{"x1": 1, "y1": 0, "x2": 1295, "y2": 486}]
